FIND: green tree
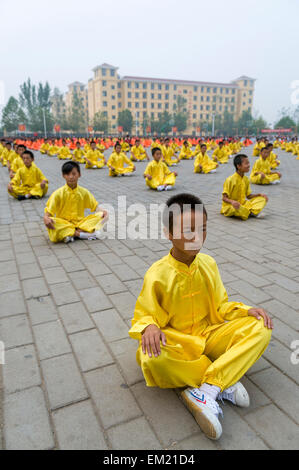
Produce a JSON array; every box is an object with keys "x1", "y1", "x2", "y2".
[
  {"x1": 51, "y1": 88, "x2": 69, "y2": 130},
  {"x1": 158, "y1": 111, "x2": 172, "y2": 134},
  {"x1": 221, "y1": 111, "x2": 235, "y2": 135},
  {"x1": 251, "y1": 116, "x2": 267, "y2": 135},
  {"x1": 173, "y1": 112, "x2": 187, "y2": 132},
  {"x1": 274, "y1": 116, "x2": 296, "y2": 129},
  {"x1": 177, "y1": 95, "x2": 187, "y2": 113},
  {"x1": 68, "y1": 91, "x2": 86, "y2": 133},
  {"x1": 1, "y1": 96, "x2": 26, "y2": 132},
  {"x1": 142, "y1": 113, "x2": 150, "y2": 134},
  {"x1": 93, "y1": 111, "x2": 108, "y2": 133},
  {"x1": 118, "y1": 109, "x2": 133, "y2": 132},
  {"x1": 19, "y1": 78, "x2": 54, "y2": 132}
]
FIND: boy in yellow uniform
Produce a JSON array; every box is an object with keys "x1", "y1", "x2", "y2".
[
  {"x1": 47, "y1": 140, "x2": 59, "y2": 157},
  {"x1": 10, "y1": 144, "x2": 26, "y2": 178},
  {"x1": 162, "y1": 138, "x2": 179, "y2": 166},
  {"x1": 107, "y1": 142, "x2": 135, "y2": 176},
  {"x1": 58, "y1": 140, "x2": 72, "y2": 160},
  {"x1": 40, "y1": 140, "x2": 50, "y2": 154},
  {"x1": 44, "y1": 161, "x2": 108, "y2": 243},
  {"x1": 194, "y1": 144, "x2": 218, "y2": 174},
  {"x1": 250, "y1": 147, "x2": 281, "y2": 185},
  {"x1": 212, "y1": 141, "x2": 229, "y2": 164},
  {"x1": 85, "y1": 141, "x2": 106, "y2": 169},
  {"x1": 8, "y1": 150, "x2": 48, "y2": 200},
  {"x1": 130, "y1": 138, "x2": 149, "y2": 161},
  {"x1": 144, "y1": 147, "x2": 177, "y2": 191},
  {"x1": 179, "y1": 140, "x2": 194, "y2": 160},
  {"x1": 72, "y1": 141, "x2": 86, "y2": 164},
  {"x1": 221, "y1": 154, "x2": 268, "y2": 220},
  {"x1": 267, "y1": 143, "x2": 280, "y2": 168},
  {"x1": 129, "y1": 193, "x2": 273, "y2": 440}
]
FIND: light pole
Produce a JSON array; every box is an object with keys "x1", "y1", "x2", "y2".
[{"x1": 42, "y1": 108, "x2": 47, "y2": 138}]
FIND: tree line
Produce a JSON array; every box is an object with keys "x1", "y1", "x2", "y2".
[{"x1": 1, "y1": 78, "x2": 299, "y2": 136}]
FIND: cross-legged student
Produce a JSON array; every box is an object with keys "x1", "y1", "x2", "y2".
[
  {"x1": 107, "y1": 142, "x2": 135, "y2": 176},
  {"x1": 129, "y1": 193, "x2": 273, "y2": 440},
  {"x1": 44, "y1": 161, "x2": 108, "y2": 243},
  {"x1": 144, "y1": 147, "x2": 177, "y2": 191},
  {"x1": 250, "y1": 147, "x2": 281, "y2": 185},
  {"x1": 8, "y1": 150, "x2": 48, "y2": 200},
  {"x1": 221, "y1": 154, "x2": 268, "y2": 220}
]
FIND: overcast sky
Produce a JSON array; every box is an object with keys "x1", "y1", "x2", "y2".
[{"x1": 1, "y1": 0, "x2": 298, "y2": 124}]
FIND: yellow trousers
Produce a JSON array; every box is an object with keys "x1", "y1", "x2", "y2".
[
  {"x1": 109, "y1": 167, "x2": 134, "y2": 176},
  {"x1": 137, "y1": 317, "x2": 271, "y2": 391},
  {"x1": 9, "y1": 183, "x2": 48, "y2": 199},
  {"x1": 146, "y1": 173, "x2": 176, "y2": 189},
  {"x1": 221, "y1": 197, "x2": 267, "y2": 220},
  {"x1": 47, "y1": 213, "x2": 104, "y2": 243},
  {"x1": 85, "y1": 161, "x2": 105, "y2": 169},
  {"x1": 250, "y1": 173, "x2": 279, "y2": 184}
]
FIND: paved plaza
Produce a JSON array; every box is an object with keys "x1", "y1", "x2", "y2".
[{"x1": 0, "y1": 145, "x2": 298, "y2": 450}]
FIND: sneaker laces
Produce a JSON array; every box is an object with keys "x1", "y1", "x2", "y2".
[
  {"x1": 189, "y1": 388, "x2": 223, "y2": 418},
  {"x1": 218, "y1": 386, "x2": 235, "y2": 405}
]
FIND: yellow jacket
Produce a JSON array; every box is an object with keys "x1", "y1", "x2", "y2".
[{"x1": 11, "y1": 165, "x2": 47, "y2": 191}]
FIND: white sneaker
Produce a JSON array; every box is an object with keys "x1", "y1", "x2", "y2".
[
  {"x1": 181, "y1": 388, "x2": 223, "y2": 440},
  {"x1": 94, "y1": 229, "x2": 106, "y2": 240},
  {"x1": 93, "y1": 165, "x2": 97, "y2": 169},
  {"x1": 209, "y1": 169, "x2": 217, "y2": 173},
  {"x1": 157, "y1": 185, "x2": 165, "y2": 191},
  {"x1": 63, "y1": 236, "x2": 74, "y2": 244},
  {"x1": 165, "y1": 185, "x2": 173, "y2": 191},
  {"x1": 271, "y1": 180, "x2": 280, "y2": 185},
  {"x1": 218, "y1": 381, "x2": 250, "y2": 408}
]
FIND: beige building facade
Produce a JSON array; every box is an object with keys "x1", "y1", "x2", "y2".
[{"x1": 70, "y1": 63, "x2": 255, "y2": 134}]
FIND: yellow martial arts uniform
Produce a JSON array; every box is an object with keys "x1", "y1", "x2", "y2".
[
  {"x1": 96, "y1": 142, "x2": 106, "y2": 152},
  {"x1": 212, "y1": 147, "x2": 229, "y2": 164},
  {"x1": 250, "y1": 157, "x2": 280, "y2": 184},
  {"x1": 9, "y1": 165, "x2": 48, "y2": 199},
  {"x1": 107, "y1": 152, "x2": 134, "y2": 176},
  {"x1": 221, "y1": 172, "x2": 267, "y2": 220},
  {"x1": 144, "y1": 160, "x2": 176, "y2": 189},
  {"x1": 162, "y1": 146, "x2": 179, "y2": 166},
  {"x1": 40, "y1": 143, "x2": 49, "y2": 154},
  {"x1": 252, "y1": 142, "x2": 264, "y2": 157},
  {"x1": 58, "y1": 146, "x2": 72, "y2": 160},
  {"x1": 129, "y1": 252, "x2": 271, "y2": 390},
  {"x1": 194, "y1": 152, "x2": 217, "y2": 174},
  {"x1": 47, "y1": 145, "x2": 59, "y2": 156},
  {"x1": 45, "y1": 184, "x2": 104, "y2": 243},
  {"x1": 10, "y1": 155, "x2": 24, "y2": 174},
  {"x1": 72, "y1": 148, "x2": 86, "y2": 164},
  {"x1": 121, "y1": 142, "x2": 130, "y2": 152},
  {"x1": 268, "y1": 151, "x2": 280, "y2": 169},
  {"x1": 131, "y1": 145, "x2": 147, "y2": 161},
  {"x1": 85, "y1": 149, "x2": 105, "y2": 169},
  {"x1": 1, "y1": 148, "x2": 9, "y2": 166},
  {"x1": 179, "y1": 146, "x2": 194, "y2": 160},
  {"x1": 6, "y1": 150, "x2": 18, "y2": 167}
]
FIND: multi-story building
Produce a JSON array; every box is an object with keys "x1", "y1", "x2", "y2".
[
  {"x1": 65, "y1": 81, "x2": 89, "y2": 123},
  {"x1": 77, "y1": 63, "x2": 255, "y2": 134}
]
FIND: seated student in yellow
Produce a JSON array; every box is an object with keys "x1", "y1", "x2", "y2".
[
  {"x1": 8, "y1": 150, "x2": 48, "y2": 200},
  {"x1": 47, "y1": 140, "x2": 59, "y2": 157},
  {"x1": 252, "y1": 138, "x2": 264, "y2": 157},
  {"x1": 250, "y1": 147, "x2": 281, "y2": 185},
  {"x1": 9, "y1": 144, "x2": 26, "y2": 179},
  {"x1": 40, "y1": 140, "x2": 50, "y2": 155},
  {"x1": 212, "y1": 141, "x2": 229, "y2": 164},
  {"x1": 194, "y1": 143, "x2": 218, "y2": 174},
  {"x1": 44, "y1": 161, "x2": 108, "y2": 243},
  {"x1": 144, "y1": 147, "x2": 177, "y2": 191},
  {"x1": 6, "y1": 142, "x2": 19, "y2": 171},
  {"x1": 107, "y1": 142, "x2": 135, "y2": 177},
  {"x1": 162, "y1": 138, "x2": 179, "y2": 166},
  {"x1": 72, "y1": 141, "x2": 86, "y2": 164},
  {"x1": 58, "y1": 140, "x2": 72, "y2": 160},
  {"x1": 131, "y1": 138, "x2": 149, "y2": 161},
  {"x1": 267, "y1": 143, "x2": 280, "y2": 168},
  {"x1": 179, "y1": 140, "x2": 194, "y2": 160},
  {"x1": 85, "y1": 140, "x2": 106, "y2": 169},
  {"x1": 0, "y1": 141, "x2": 10, "y2": 166},
  {"x1": 221, "y1": 154, "x2": 268, "y2": 220},
  {"x1": 129, "y1": 193, "x2": 273, "y2": 440}
]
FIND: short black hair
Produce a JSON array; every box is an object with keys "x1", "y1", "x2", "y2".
[
  {"x1": 62, "y1": 161, "x2": 80, "y2": 175},
  {"x1": 18, "y1": 144, "x2": 26, "y2": 149},
  {"x1": 152, "y1": 147, "x2": 161, "y2": 156},
  {"x1": 260, "y1": 146, "x2": 268, "y2": 153},
  {"x1": 23, "y1": 150, "x2": 34, "y2": 160},
  {"x1": 200, "y1": 143, "x2": 207, "y2": 148},
  {"x1": 233, "y1": 154, "x2": 248, "y2": 170},
  {"x1": 115, "y1": 142, "x2": 121, "y2": 148},
  {"x1": 163, "y1": 193, "x2": 207, "y2": 233}
]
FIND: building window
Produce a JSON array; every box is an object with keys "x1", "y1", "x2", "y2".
[
  {"x1": 206, "y1": 96, "x2": 210, "y2": 102},
  {"x1": 127, "y1": 81, "x2": 131, "y2": 88},
  {"x1": 143, "y1": 92, "x2": 147, "y2": 98},
  {"x1": 112, "y1": 115, "x2": 116, "y2": 119},
  {"x1": 174, "y1": 94, "x2": 177, "y2": 100},
  {"x1": 102, "y1": 91, "x2": 107, "y2": 97},
  {"x1": 143, "y1": 111, "x2": 147, "y2": 117},
  {"x1": 232, "y1": 89, "x2": 235, "y2": 94},
  {"x1": 102, "y1": 68, "x2": 106, "y2": 76},
  {"x1": 193, "y1": 105, "x2": 197, "y2": 110},
  {"x1": 220, "y1": 88, "x2": 223, "y2": 93},
  {"x1": 249, "y1": 90, "x2": 252, "y2": 95},
  {"x1": 143, "y1": 102, "x2": 147, "y2": 108},
  {"x1": 128, "y1": 102, "x2": 132, "y2": 108},
  {"x1": 111, "y1": 85, "x2": 115, "y2": 89},
  {"x1": 128, "y1": 92, "x2": 131, "y2": 98},
  {"x1": 102, "y1": 80, "x2": 107, "y2": 86},
  {"x1": 158, "y1": 112, "x2": 161, "y2": 118},
  {"x1": 225, "y1": 105, "x2": 228, "y2": 110},
  {"x1": 151, "y1": 112, "x2": 154, "y2": 118},
  {"x1": 244, "y1": 80, "x2": 247, "y2": 86},
  {"x1": 206, "y1": 105, "x2": 210, "y2": 110},
  {"x1": 136, "y1": 102, "x2": 139, "y2": 108},
  {"x1": 201, "y1": 86, "x2": 204, "y2": 92},
  {"x1": 200, "y1": 114, "x2": 203, "y2": 119},
  {"x1": 118, "y1": 102, "x2": 121, "y2": 108},
  {"x1": 135, "y1": 82, "x2": 139, "y2": 88},
  {"x1": 183, "y1": 89, "x2": 187, "y2": 94},
  {"x1": 165, "y1": 103, "x2": 169, "y2": 109},
  {"x1": 249, "y1": 98, "x2": 252, "y2": 104},
  {"x1": 207, "y1": 87, "x2": 210, "y2": 92},
  {"x1": 243, "y1": 102, "x2": 246, "y2": 106},
  {"x1": 226, "y1": 89, "x2": 229, "y2": 94},
  {"x1": 193, "y1": 96, "x2": 197, "y2": 101},
  {"x1": 231, "y1": 97, "x2": 235, "y2": 103},
  {"x1": 118, "y1": 82, "x2": 121, "y2": 88},
  {"x1": 135, "y1": 92, "x2": 139, "y2": 98},
  {"x1": 158, "y1": 93, "x2": 162, "y2": 100},
  {"x1": 151, "y1": 93, "x2": 154, "y2": 99},
  {"x1": 173, "y1": 104, "x2": 177, "y2": 110},
  {"x1": 118, "y1": 92, "x2": 121, "y2": 98},
  {"x1": 103, "y1": 101, "x2": 107, "y2": 107},
  {"x1": 165, "y1": 84, "x2": 169, "y2": 90},
  {"x1": 111, "y1": 69, "x2": 115, "y2": 77},
  {"x1": 212, "y1": 105, "x2": 216, "y2": 111},
  {"x1": 192, "y1": 113, "x2": 196, "y2": 118},
  {"x1": 158, "y1": 103, "x2": 162, "y2": 109},
  {"x1": 158, "y1": 84, "x2": 162, "y2": 90},
  {"x1": 219, "y1": 97, "x2": 223, "y2": 103},
  {"x1": 213, "y1": 96, "x2": 216, "y2": 102},
  {"x1": 219, "y1": 106, "x2": 222, "y2": 111},
  {"x1": 165, "y1": 93, "x2": 169, "y2": 99},
  {"x1": 103, "y1": 111, "x2": 107, "y2": 117},
  {"x1": 112, "y1": 105, "x2": 116, "y2": 109},
  {"x1": 213, "y1": 87, "x2": 217, "y2": 93},
  {"x1": 193, "y1": 86, "x2": 198, "y2": 92},
  {"x1": 201, "y1": 96, "x2": 204, "y2": 102},
  {"x1": 230, "y1": 106, "x2": 234, "y2": 112},
  {"x1": 225, "y1": 98, "x2": 229, "y2": 103},
  {"x1": 200, "y1": 105, "x2": 203, "y2": 110},
  {"x1": 151, "y1": 83, "x2": 154, "y2": 90},
  {"x1": 243, "y1": 92, "x2": 246, "y2": 97},
  {"x1": 112, "y1": 95, "x2": 115, "y2": 100},
  {"x1": 206, "y1": 114, "x2": 209, "y2": 119},
  {"x1": 143, "y1": 83, "x2": 147, "y2": 89},
  {"x1": 151, "y1": 103, "x2": 154, "y2": 109}
]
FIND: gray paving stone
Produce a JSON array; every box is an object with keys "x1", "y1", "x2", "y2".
[
  {"x1": 33, "y1": 321, "x2": 71, "y2": 360},
  {"x1": 92, "y1": 309, "x2": 129, "y2": 343},
  {"x1": 22, "y1": 277, "x2": 49, "y2": 299},
  {"x1": 85, "y1": 364, "x2": 142, "y2": 428},
  {"x1": 84, "y1": 261, "x2": 111, "y2": 276},
  {"x1": 4, "y1": 387, "x2": 54, "y2": 450},
  {"x1": 109, "y1": 291, "x2": 137, "y2": 320},
  {"x1": 0, "y1": 274, "x2": 20, "y2": 293},
  {"x1": 80, "y1": 286, "x2": 112, "y2": 313},
  {"x1": 263, "y1": 339, "x2": 299, "y2": 385},
  {"x1": 132, "y1": 382, "x2": 199, "y2": 447},
  {"x1": 225, "y1": 279, "x2": 271, "y2": 304},
  {"x1": 246, "y1": 357, "x2": 271, "y2": 375},
  {"x1": 52, "y1": 400, "x2": 108, "y2": 450},
  {"x1": 38, "y1": 254, "x2": 60, "y2": 269},
  {"x1": 109, "y1": 338, "x2": 144, "y2": 386},
  {"x1": 0, "y1": 260, "x2": 17, "y2": 275},
  {"x1": 19, "y1": 262, "x2": 42, "y2": 280},
  {"x1": 15, "y1": 251, "x2": 36, "y2": 264},
  {"x1": 60, "y1": 256, "x2": 85, "y2": 273},
  {"x1": 43, "y1": 266, "x2": 69, "y2": 285},
  {"x1": 27, "y1": 295, "x2": 58, "y2": 325},
  {"x1": 70, "y1": 270, "x2": 97, "y2": 289},
  {"x1": 58, "y1": 302, "x2": 94, "y2": 334},
  {"x1": 0, "y1": 315, "x2": 33, "y2": 349},
  {"x1": 41, "y1": 354, "x2": 88, "y2": 410},
  {"x1": 262, "y1": 284, "x2": 299, "y2": 310},
  {"x1": 0, "y1": 291, "x2": 27, "y2": 318},
  {"x1": 260, "y1": 299, "x2": 299, "y2": 330},
  {"x1": 0, "y1": 249, "x2": 14, "y2": 262},
  {"x1": 69, "y1": 329, "x2": 113, "y2": 372},
  {"x1": 49, "y1": 281, "x2": 80, "y2": 306},
  {"x1": 3, "y1": 345, "x2": 41, "y2": 394},
  {"x1": 107, "y1": 416, "x2": 161, "y2": 450},
  {"x1": 244, "y1": 404, "x2": 299, "y2": 449},
  {"x1": 96, "y1": 273, "x2": 127, "y2": 295},
  {"x1": 110, "y1": 263, "x2": 140, "y2": 281},
  {"x1": 170, "y1": 433, "x2": 218, "y2": 450}
]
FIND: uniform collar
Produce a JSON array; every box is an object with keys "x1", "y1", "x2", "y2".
[{"x1": 167, "y1": 250, "x2": 199, "y2": 274}]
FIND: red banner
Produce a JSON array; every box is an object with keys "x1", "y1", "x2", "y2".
[
  {"x1": 18, "y1": 124, "x2": 26, "y2": 131},
  {"x1": 88, "y1": 126, "x2": 94, "y2": 133},
  {"x1": 118, "y1": 126, "x2": 123, "y2": 133},
  {"x1": 54, "y1": 124, "x2": 61, "y2": 132},
  {"x1": 172, "y1": 127, "x2": 178, "y2": 132},
  {"x1": 196, "y1": 127, "x2": 201, "y2": 132},
  {"x1": 146, "y1": 126, "x2": 151, "y2": 133},
  {"x1": 261, "y1": 128, "x2": 292, "y2": 133}
]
